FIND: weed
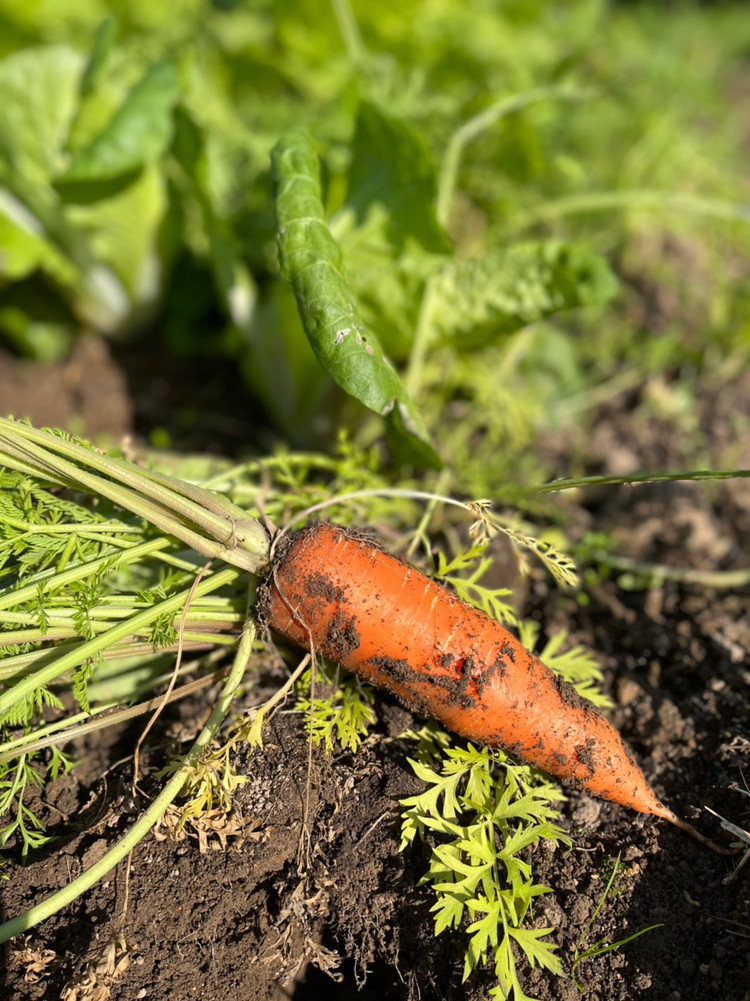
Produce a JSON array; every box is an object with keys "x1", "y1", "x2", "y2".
[{"x1": 571, "y1": 852, "x2": 662, "y2": 993}]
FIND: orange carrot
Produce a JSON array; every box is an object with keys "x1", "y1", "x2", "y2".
[{"x1": 260, "y1": 522, "x2": 730, "y2": 852}]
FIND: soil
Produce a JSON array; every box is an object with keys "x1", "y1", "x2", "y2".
[{"x1": 1, "y1": 338, "x2": 749, "y2": 1001}]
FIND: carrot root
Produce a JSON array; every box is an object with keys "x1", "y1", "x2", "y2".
[
  {"x1": 260, "y1": 522, "x2": 731, "y2": 853},
  {"x1": 657, "y1": 807, "x2": 739, "y2": 856}
]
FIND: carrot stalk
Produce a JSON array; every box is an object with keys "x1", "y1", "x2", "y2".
[{"x1": 260, "y1": 522, "x2": 732, "y2": 854}]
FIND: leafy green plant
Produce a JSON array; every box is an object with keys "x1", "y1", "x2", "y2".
[
  {"x1": 0, "y1": 421, "x2": 410, "y2": 857},
  {"x1": 400, "y1": 738, "x2": 570, "y2": 1001},
  {"x1": 0, "y1": 751, "x2": 72, "y2": 857},
  {"x1": 1, "y1": 0, "x2": 747, "y2": 422},
  {"x1": 294, "y1": 660, "x2": 376, "y2": 753},
  {"x1": 0, "y1": 451, "x2": 254, "y2": 859},
  {"x1": 8, "y1": 1, "x2": 746, "y2": 464},
  {"x1": 271, "y1": 123, "x2": 439, "y2": 463}
]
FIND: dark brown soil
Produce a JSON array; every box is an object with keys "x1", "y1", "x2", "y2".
[{"x1": 1, "y1": 341, "x2": 748, "y2": 1001}]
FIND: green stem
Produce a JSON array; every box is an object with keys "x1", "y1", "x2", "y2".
[
  {"x1": 0, "y1": 418, "x2": 269, "y2": 574},
  {"x1": 0, "y1": 568, "x2": 241, "y2": 718},
  {"x1": 0, "y1": 613, "x2": 256, "y2": 944},
  {"x1": 404, "y1": 278, "x2": 439, "y2": 400},
  {"x1": 0, "y1": 604, "x2": 242, "y2": 627},
  {"x1": 200, "y1": 453, "x2": 341, "y2": 491},
  {"x1": 0, "y1": 517, "x2": 139, "y2": 535},
  {"x1": 436, "y1": 86, "x2": 591, "y2": 229},
  {"x1": 0, "y1": 628, "x2": 83, "y2": 645},
  {"x1": 406, "y1": 468, "x2": 454, "y2": 559},
  {"x1": 0, "y1": 538, "x2": 206, "y2": 612},
  {"x1": 0, "y1": 632, "x2": 234, "y2": 681},
  {"x1": 594, "y1": 552, "x2": 750, "y2": 589},
  {"x1": 0, "y1": 668, "x2": 228, "y2": 764},
  {"x1": 330, "y1": 0, "x2": 368, "y2": 70},
  {"x1": 506, "y1": 190, "x2": 750, "y2": 236},
  {"x1": 0, "y1": 649, "x2": 230, "y2": 759},
  {"x1": 537, "y1": 468, "x2": 750, "y2": 492}
]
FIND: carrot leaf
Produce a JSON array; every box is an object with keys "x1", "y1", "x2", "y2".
[
  {"x1": 400, "y1": 734, "x2": 570, "y2": 1001},
  {"x1": 509, "y1": 927, "x2": 563, "y2": 974},
  {"x1": 435, "y1": 546, "x2": 517, "y2": 625},
  {"x1": 294, "y1": 661, "x2": 376, "y2": 754},
  {"x1": 463, "y1": 508, "x2": 578, "y2": 590}
]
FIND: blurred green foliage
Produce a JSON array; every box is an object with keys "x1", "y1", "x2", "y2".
[{"x1": 0, "y1": 0, "x2": 747, "y2": 473}]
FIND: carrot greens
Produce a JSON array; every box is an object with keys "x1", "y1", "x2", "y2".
[{"x1": 400, "y1": 738, "x2": 570, "y2": 1001}]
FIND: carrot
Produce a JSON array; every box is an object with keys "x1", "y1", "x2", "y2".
[{"x1": 260, "y1": 521, "x2": 731, "y2": 853}]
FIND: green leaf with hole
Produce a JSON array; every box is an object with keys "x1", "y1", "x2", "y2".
[
  {"x1": 431, "y1": 241, "x2": 618, "y2": 349},
  {"x1": 61, "y1": 60, "x2": 179, "y2": 182},
  {"x1": 272, "y1": 126, "x2": 440, "y2": 467}
]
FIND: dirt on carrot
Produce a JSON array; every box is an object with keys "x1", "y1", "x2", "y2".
[{"x1": 260, "y1": 522, "x2": 680, "y2": 825}]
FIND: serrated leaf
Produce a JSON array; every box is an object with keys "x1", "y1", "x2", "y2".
[
  {"x1": 464, "y1": 900, "x2": 502, "y2": 978},
  {"x1": 437, "y1": 548, "x2": 517, "y2": 625},
  {"x1": 456, "y1": 829, "x2": 497, "y2": 866},
  {"x1": 501, "y1": 527, "x2": 579, "y2": 589},
  {"x1": 432, "y1": 892, "x2": 466, "y2": 935},
  {"x1": 401, "y1": 757, "x2": 466, "y2": 818},
  {"x1": 508, "y1": 927, "x2": 563, "y2": 975},
  {"x1": 463, "y1": 758, "x2": 495, "y2": 809},
  {"x1": 400, "y1": 734, "x2": 568, "y2": 1000},
  {"x1": 72, "y1": 659, "x2": 94, "y2": 714},
  {"x1": 295, "y1": 673, "x2": 375, "y2": 753},
  {"x1": 61, "y1": 60, "x2": 179, "y2": 181},
  {"x1": 491, "y1": 936, "x2": 535, "y2": 1001},
  {"x1": 431, "y1": 241, "x2": 617, "y2": 349},
  {"x1": 432, "y1": 842, "x2": 491, "y2": 880},
  {"x1": 415, "y1": 813, "x2": 468, "y2": 838},
  {"x1": 272, "y1": 126, "x2": 439, "y2": 465},
  {"x1": 492, "y1": 787, "x2": 560, "y2": 825},
  {"x1": 538, "y1": 630, "x2": 610, "y2": 707}
]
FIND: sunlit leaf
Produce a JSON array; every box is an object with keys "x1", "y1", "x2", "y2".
[
  {"x1": 508, "y1": 927, "x2": 563, "y2": 974},
  {"x1": 61, "y1": 60, "x2": 179, "y2": 181},
  {"x1": 0, "y1": 45, "x2": 83, "y2": 182},
  {"x1": 431, "y1": 241, "x2": 617, "y2": 349},
  {"x1": 346, "y1": 100, "x2": 450, "y2": 254}
]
